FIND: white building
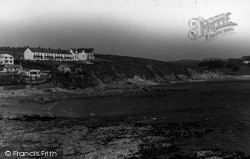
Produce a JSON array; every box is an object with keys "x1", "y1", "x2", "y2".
[
  {"x1": 24, "y1": 47, "x2": 95, "y2": 61},
  {"x1": 24, "y1": 48, "x2": 73, "y2": 61},
  {"x1": 0, "y1": 54, "x2": 14, "y2": 65},
  {"x1": 243, "y1": 60, "x2": 250, "y2": 64},
  {"x1": 70, "y1": 48, "x2": 94, "y2": 61},
  {"x1": 25, "y1": 69, "x2": 41, "y2": 78}
]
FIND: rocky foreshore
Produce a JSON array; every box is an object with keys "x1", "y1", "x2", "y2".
[
  {"x1": 1, "y1": 80, "x2": 250, "y2": 158},
  {"x1": 0, "y1": 115, "x2": 249, "y2": 159}
]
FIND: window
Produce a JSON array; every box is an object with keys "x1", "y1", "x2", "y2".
[
  {"x1": 30, "y1": 71, "x2": 38, "y2": 75},
  {"x1": 5, "y1": 57, "x2": 7, "y2": 59},
  {"x1": 10, "y1": 60, "x2": 12, "y2": 63}
]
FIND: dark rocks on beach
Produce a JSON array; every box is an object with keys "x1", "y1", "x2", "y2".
[
  {"x1": 0, "y1": 115, "x2": 249, "y2": 159},
  {"x1": 41, "y1": 96, "x2": 51, "y2": 103}
]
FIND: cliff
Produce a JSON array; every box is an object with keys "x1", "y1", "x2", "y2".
[
  {"x1": 50, "y1": 54, "x2": 226, "y2": 88},
  {"x1": 14, "y1": 54, "x2": 227, "y2": 88}
]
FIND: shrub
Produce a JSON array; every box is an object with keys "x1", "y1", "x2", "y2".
[
  {"x1": 198, "y1": 60, "x2": 224, "y2": 69},
  {"x1": 231, "y1": 65, "x2": 240, "y2": 72},
  {"x1": 226, "y1": 63, "x2": 234, "y2": 69}
]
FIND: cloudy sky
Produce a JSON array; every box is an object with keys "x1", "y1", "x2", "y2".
[{"x1": 0, "y1": 0, "x2": 249, "y2": 61}]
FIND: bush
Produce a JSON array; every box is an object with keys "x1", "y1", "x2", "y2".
[
  {"x1": 231, "y1": 65, "x2": 240, "y2": 72},
  {"x1": 226, "y1": 63, "x2": 234, "y2": 69},
  {"x1": 198, "y1": 60, "x2": 224, "y2": 69},
  {"x1": 0, "y1": 74, "x2": 27, "y2": 86},
  {"x1": 226, "y1": 58, "x2": 242, "y2": 69}
]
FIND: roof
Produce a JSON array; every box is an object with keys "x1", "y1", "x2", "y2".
[
  {"x1": 29, "y1": 69, "x2": 40, "y2": 72},
  {"x1": 28, "y1": 47, "x2": 71, "y2": 55},
  {"x1": 71, "y1": 48, "x2": 94, "y2": 53},
  {"x1": 58, "y1": 64, "x2": 70, "y2": 68},
  {"x1": 0, "y1": 54, "x2": 13, "y2": 57},
  {"x1": 4, "y1": 65, "x2": 22, "y2": 69}
]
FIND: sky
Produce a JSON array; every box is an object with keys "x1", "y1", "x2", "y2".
[{"x1": 0, "y1": 0, "x2": 249, "y2": 61}]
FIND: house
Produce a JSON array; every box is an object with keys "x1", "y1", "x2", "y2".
[
  {"x1": 23, "y1": 47, "x2": 95, "y2": 61},
  {"x1": 0, "y1": 54, "x2": 14, "y2": 65},
  {"x1": 25, "y1": 69, "x2": 41, "y2": 78},
  {"x1": 57, "y1": 64, "x2": 71, "y2": 73},
  {"x1": 243, "y1": 60, "x2": 250, "y2": 64},
  {"x1": 24, "y1": 47, "x2": 73, "y2": 61},
  {"x1": 70, "y1": 48, "x2": 95, "y2": 61},
  {"x1": 3, "y1": 64, "x2": 23, "y2": 72}
]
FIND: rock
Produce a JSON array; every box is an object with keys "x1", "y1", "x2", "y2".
[
  {"x1": 159, "y1": 143, "x2": 173, "y2": 148},
  {"x1": 204, "y1": 157, "x2": 223, "y2": 159},
  {"x1": 194, "y1": 150, "x2": 216, "y2": 158},
  {"x1": 63, "y1": 145, "x2": 75, "y2": 155},
  {"x1": 41, "y1": 96, "x2": 51, "y2": 103},
  {"x1": 125, "y1": 134, "x2": 132, "y2": 138},
  {"x1": 86, "y1": 138, "x2": 142, "y2": 159},
  {"x1": 15, "y1": 133, "x2": 41, "y2": 142},
  {"x1": 143, "y1": 136, "x2": 166, "y2": 143},
  {"x1": 107, "y1": 138, "x2": 131, "y2": 146}
]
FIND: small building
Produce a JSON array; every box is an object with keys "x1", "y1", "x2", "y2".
[
  {"x1": 70, "y1": 48, "x2": 94, "y2": 61},
  {"x1": 25, "y1": 69, "x2": 41, "y2": 78},
  {"x1": 0, "y1": 54, "x2": 14, "y2": 65},
  {"x1": 3, "y1": 64, "x2": 23, "y2": 72},
  {"x1": 243, "y1": 60, "x2": 250, "y2": 64},
  {"x1": 57, "y1": 64, "x2": 71, "y2": 73}
]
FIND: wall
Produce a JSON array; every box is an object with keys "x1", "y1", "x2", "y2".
[
  {"x1": 78, "y1": 52, "x2": 87, "y2": 60},
  {"x1": 24, "y1": 48, "x2": 34, "y2": 60}
]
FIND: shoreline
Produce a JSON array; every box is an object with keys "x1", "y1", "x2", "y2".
[{"x1": 1, "y1": 76, "x2": 250, "y2": 119}]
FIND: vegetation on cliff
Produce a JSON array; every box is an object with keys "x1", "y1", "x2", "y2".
[{"x1": 14, "y1": 54, "x2": 228, "y2": 89}]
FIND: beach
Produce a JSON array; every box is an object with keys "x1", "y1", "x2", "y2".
[{"x1": 1, "y1": 80, "x2": 250, "y2": 158}]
